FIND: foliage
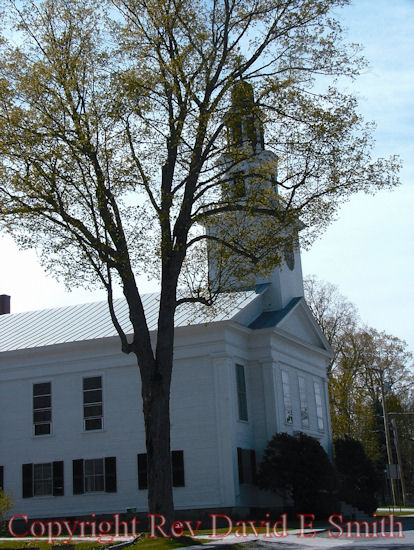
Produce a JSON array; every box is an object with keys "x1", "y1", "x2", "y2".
[
  {"x1": 0, "y1": 489, "x2": 12, "y2": 536},
  {"x1": 304, "y1": 277, "x2": 414, "y2": 501},
  {"x1": 304, "y1": 275, "x2": 358, "y2": 373},
  {"x1": 0, "y1": 0, "x2": 401, "y2": 517},
  {"x1": 257, "y1": 432, "x2": 337, "y2": 517},
  {"x1": 329, "y1": 328, "x2": 413, "y2": 462},
  {"x1": 334, "y1": 437, "x2": 380, "y2": 514}
]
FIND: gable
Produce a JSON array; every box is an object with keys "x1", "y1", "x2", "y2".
[
  {"x1": 278, "y1": 303, "x2": 326, "y2": 348},
  {"x1": 249, "y1": 297, "x2": 332, "y2": 353}
]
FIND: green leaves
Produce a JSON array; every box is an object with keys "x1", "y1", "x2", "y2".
[{"x1": 0, "y1": 0, "x2": 402, "y2": 302}]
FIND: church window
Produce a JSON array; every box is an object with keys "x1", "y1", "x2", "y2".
[
  {"x1": 231, "y1": 117, "x2": 243, "y2": 147},
  {"x1": 84, "y1": 459, "x2": 105, "y2": 492},
  {"x1": 33, "y1": 382, "x2": 52, "y2": 436},
  {"x1": 33, "y1": 463, "x2": 53, "y2": 496},
  {"x1": 22, "y1": 461, "x2": 64, "y2": 498},
  {"x1": 137, "y1": 451, "x2": 185, "y2": 489},
  {"x1": 235, "y1": 364, "x2": 248, "y2": 421},
  {"x1": 298, "y1": 376, "x2": 310, "y2": 428},
  {"x1": 313, "y1": 381, "x2": 325, "y2": 431},
  {"x1": 281, "y1": 371, "x2": 293, "y2": 425},
  {"x1": 72, "y1": 457, "x2": 116, "y2": 494},
  {"x1": 83, "y1": 376, "x2": 103, "y2": 431}
]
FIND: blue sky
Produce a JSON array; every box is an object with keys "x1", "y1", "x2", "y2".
[
  {"x1": 1, "y1": 0, "x2": 413, "y2": 353},
  {"x1": 302, "y1": 0, "x2": 414, "y2": 353}
]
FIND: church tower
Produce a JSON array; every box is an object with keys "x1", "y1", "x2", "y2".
[{"x1": 207, "y1": 81, "x2": 304, "y2": 310}]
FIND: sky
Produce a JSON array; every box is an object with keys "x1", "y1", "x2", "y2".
[{"x1": 1, "y1": 0, "x2": 413, "y2": 353}]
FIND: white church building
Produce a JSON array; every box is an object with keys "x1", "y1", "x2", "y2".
[{"x1": 0, "y1": 83, "x2": 333, "y2": 521}]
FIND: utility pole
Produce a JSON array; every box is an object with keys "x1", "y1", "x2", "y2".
[
  {"x1": 391, "y1": 417, "x2": 407, "y2": 506},
  {"x1": 379, "y1": 372, "x2": 398, "y2": 507}
]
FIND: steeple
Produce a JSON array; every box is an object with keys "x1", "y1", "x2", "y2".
[
  {"x1": 225, "y1": 80, "x2": 265, "y2": 153},
  {"x1": 221, "y1": 80, "x2": 278, "y2": 200},
  {"x1": 207, "y1": 82, "x2": 304, "y2": 310}
]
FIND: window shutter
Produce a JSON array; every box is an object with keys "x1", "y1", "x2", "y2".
[
  {"x1": 0, "y1": 466, "x2": 3, "y2": 490},
  {"x1": 250, "y1": 450, "x2": 257, "y2": 484},
  {"x1": 53, "y1": 461, "x2": 64, "y2": 496},
  {"x1": 137, "y1": 454, "x2": 147, "y2": 490},
  {"x1": 237, "y1": 448, "x2": 243, "y2": 484},
  {"x1": 72, "y1": 459, "x2": 84, "y2": 494},
  {"x1": 105, "y1": 457, "x2": 117, "y2": 492},
  {"x1": 22, "y1": 463, "x2": 33, "y2": 498},
  {"x1": 172, "y1": 451, "x2": 185, "y2": 487}
]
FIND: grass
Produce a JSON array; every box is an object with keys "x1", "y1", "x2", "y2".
[
  {"x1": 375, "y1": 505, "x2": 414, "y2": 516},
  {"x1": 0, "y1": 536, "x2": 204, "y2": 550},
  {"x1": 0, "y1": 515, "x2": 330, "y2": 549},
  {"x1": 131, "y1": 536, "x2": 203, "y2": 549}
]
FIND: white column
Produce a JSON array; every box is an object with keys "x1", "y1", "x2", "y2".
[
  {"x1": 261, "y1": 361, "x2": 279, "y2": 443},
  {"x1": 212, "y1": 354, "x2": 237, "y2": 507}
]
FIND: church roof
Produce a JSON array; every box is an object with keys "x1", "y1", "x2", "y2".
[
  {"x1": 0, "y1": 290, "x2": 260, "y2": 352},
  {"x1": 248, "y1": 296, "x2": 303, "y2": 329}
]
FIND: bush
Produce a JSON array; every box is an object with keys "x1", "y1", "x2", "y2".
[
  {"x1": 257, "y1": 432, "x2": 338, "y2": 518},
  {"x1": 0, "y1": 488, "x2": 12, "y2": 535},
  {"x1": 334, "y1": 437, "x2": 379, "y2": 514}
]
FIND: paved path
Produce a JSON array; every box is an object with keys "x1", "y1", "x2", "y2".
[{"x1": 180, "y1": 516, "x2": 414, "y2": 550}]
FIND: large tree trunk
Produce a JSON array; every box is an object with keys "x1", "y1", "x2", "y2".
[
  {"x1": 140, "y1": 358, "x2": 174, "y2": 525},
  {"x1": 136, "y1": 277, "x2": 177, "y2": 527}
]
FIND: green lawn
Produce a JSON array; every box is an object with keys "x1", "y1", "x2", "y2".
[{"x1": 0, "y1": 537, "x2": 205, "y2": 550}]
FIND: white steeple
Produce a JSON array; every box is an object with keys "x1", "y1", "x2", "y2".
[{"x1": 207, "y1": 81, "x2": 304, "y2": 310}]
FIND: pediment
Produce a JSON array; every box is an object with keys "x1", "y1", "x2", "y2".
[
  {"x1": 278, "y1": 301, "x2": 329, "y2": 350},
  {"x1": 249, "y1": 297, "x2": 332, "y2": 353}
]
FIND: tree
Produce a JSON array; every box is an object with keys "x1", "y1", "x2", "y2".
[
  {"x1": 304, "y1": 275, "x2": 358, "y2": 373},
  {"x1": 304, "y1": 277, "x2": 414, "y2": 500},
  {"x1": 257, "y1": 432, "x2": 337, "y2": 517},
  {"x1": 334, "y1": 437, "x2": 379, "y2": 514},
  {"x1": 329, "y1": 327, "x2": 413, "y2": 462},
  {"x1": 0, "y1": 0, "x2": 400, "y2": 519}
]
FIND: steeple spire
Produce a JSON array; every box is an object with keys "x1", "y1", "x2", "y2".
[
  {"x1": 207, "y1": 81, "x2": 304, "y2": 308},
  {"x1": 225, "y1": 80, "x2": 265, "y2": 153}
]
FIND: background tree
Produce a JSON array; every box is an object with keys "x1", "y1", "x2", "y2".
[
  {"x1": 304, "y1": 275, "x2": 358, "y2": 373},
  {"x1": 0, "y1": 0, "x2": 400, "y2": 518},
  {"x1": 304, "y1": 277, "x2": 414, "y2": 503},
  {"x1": 257, "y1": 432, "x2": 337, "y2": 517}
]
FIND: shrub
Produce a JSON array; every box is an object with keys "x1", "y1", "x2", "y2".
[
  {"x1": 334, "y1": 437, "x2": 379, "y2": 514},
  {"x1": 257, "y1": 432, "x2": 337, "y2": 517},
  {"x1": 0, "y1": 488, "x2": 12, "y2": 535}
]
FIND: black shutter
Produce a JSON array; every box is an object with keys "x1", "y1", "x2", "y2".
[
  {"x1": 22, "y1": 463, "x2": 33, "y2": 498},
  {"x1": 172, "y1": 451, "x2": 185, "y2": 487},
  {"x1": 105, "y1": 457, "x2": 117, "y2": 492},
  {"x1": 53, "y1": 461, "x2": 64, "y2": 496},
  {"x1": 137, "y1": 454, "x2": 147, "y2": 490},
  {"x1": 0, "y1": 466, "x2": 3, "y2": 490},
  {"x1": 250, "y1": 450, "x2": 257, "y2": 484},
  {"x1": 72, "y1": 459, "x2": 84, "y2": 494},
  {"x1": 237, "y1": 448, "x2": 243, "y2": 484}
]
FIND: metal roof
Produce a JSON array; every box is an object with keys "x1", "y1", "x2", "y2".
[
  {"x1": 0, "y1": 290, "x2": 260, "y2": 352},
  {"x1": 248, "y1": 296, "x2": 303, "y2": 329}
]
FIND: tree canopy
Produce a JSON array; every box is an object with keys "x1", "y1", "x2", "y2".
[
  {"x1": 304, "y1": 276, "x2": 414, "y2": 503},
  {"x1": 0, "y1": 0, "x2": 401, "y2": 517}
]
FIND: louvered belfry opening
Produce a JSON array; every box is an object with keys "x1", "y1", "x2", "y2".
[{"x1": 0, "y1": 295, "x2": 10, "y2": 315}]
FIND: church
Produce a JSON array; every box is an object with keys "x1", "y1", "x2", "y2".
[{"x1": 0, "y1": 84, "x2": 332, "y2": 521}]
